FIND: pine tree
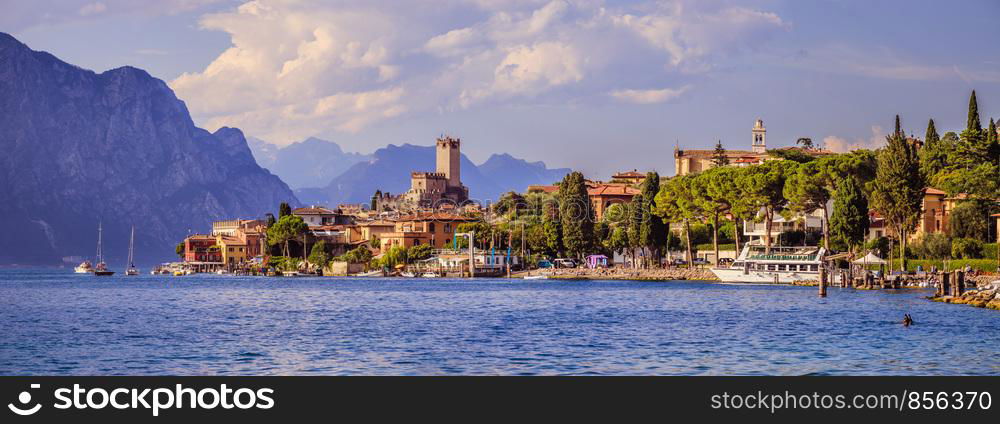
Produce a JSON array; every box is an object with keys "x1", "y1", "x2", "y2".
[
  {"x1": 829, "y1": 176, "x2": 870, "y2": 252},
  {"x1": 711, "y1": 140, "x2": 730, "y2": 167}
]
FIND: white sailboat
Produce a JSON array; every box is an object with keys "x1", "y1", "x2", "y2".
[
  {"x1": 125, "y1": 226, "x2": 139, "y2": 276},
  {"x1": 93, "y1": 222, "x2": 114, "y2": 276}
]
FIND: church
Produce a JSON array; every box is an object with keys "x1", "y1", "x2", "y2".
[{"x1": 673, "y1": 119, "x2": 771, "y2": 176}]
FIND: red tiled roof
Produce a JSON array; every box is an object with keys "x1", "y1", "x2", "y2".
[
  {"x1": 612, "y1": 170, "x2": 646, "y2": 178},
  {"x1": 588, "y1": 184, "x2": 641, "y2": 196},
  {"x1": 397, "y1": 212, "x2": 477, "y2": 222},
  {"x1": 924, "y1": 187, "x2": 947, "y2": 195},
  {"x1": 293, "y1": 206, "x2": 338, "y2": 215}
]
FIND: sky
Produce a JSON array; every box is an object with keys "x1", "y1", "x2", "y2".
[{"x1": 5, "y1": 0, "x2": 1000, "y2": 178}]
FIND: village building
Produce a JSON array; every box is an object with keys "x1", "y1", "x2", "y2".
[
  {"x1": 211, "y1": 219, "x2": 267, "y2": 259},
  {"x1": 588, "y1": 183, "x2": 642, "y2": 221},
  {"x1": 346, "y1": 220, "x2": 397, "y2": 244},
  {"x1": 379, "y1": 212, "x2": 477, "y2": 249},
  {"x1": 183, "y1": 234, "x2": 221, "y2": 264},
  {"x1": 292, "y1": 206, "x2": 353, "y2": 226},
  {"x1": 610, "y1": 170, "x2": 647, "y2": 185}
]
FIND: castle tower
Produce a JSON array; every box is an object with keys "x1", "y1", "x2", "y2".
[
  {"x1": 436, "y1": 136, "x2": 461, "y2": 188},
  {"x1": 751, "y1": 119, "x2": 766, "y2": 153}
]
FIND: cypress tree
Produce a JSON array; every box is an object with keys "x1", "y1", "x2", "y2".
[
  {"x1": 711, "y1": 141, "x2": 730, "y2": 167},
  {"x1": 829, "y1": 176, "x2": 870, "y2": 252},
  {"x1": 279, "y1": 202, "x2": 292, "y2": 218},
  {"x1": 987, "y1": 118, "x2": 999, "y2": 160},
  {"x1": 871, "y1": 127, "x2": 924, "y2": 271},
  {"x1": 639, "y1": 172, "x2": 666, "y2": 266},
  {"x1": 894, "y1": 115, "x2": 903, "y2": 137},
  {"x1": 627, "y1": 194, "x2": 645, "y2": 268},
  {"x1": 925, "y1": 119, "x2": 939, "y2": 148},
  {"x1": 558, "y1": 172, "x2": 594, "y2": 258},
  {"x1": 967, "y1": 90, "x2": 981, "y2": 133}
]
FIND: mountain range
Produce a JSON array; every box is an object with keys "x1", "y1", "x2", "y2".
[
  {"x1": 248, "y1": 136, "x2": 370, "y2": 189},
  {"x1": 293, "y1": 143, "x2": 571, "y2": 207},
  {"x1": 0, "y1": 32, "x2": 298, "y2": 266}
]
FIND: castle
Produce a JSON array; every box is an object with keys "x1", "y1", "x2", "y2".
[{"x1": 403, "y1": 136, "x2": 469, "y2": 208}]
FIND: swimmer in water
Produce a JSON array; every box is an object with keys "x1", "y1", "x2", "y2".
[{"x1": 902, "y1": 314, "x2": 913, "y2": 326}]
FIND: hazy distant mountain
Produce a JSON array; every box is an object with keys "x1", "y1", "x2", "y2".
[
  {"x1": 0, "y1": 32, "x2": 298, "y2": 265},
  {"x1": 477, "y1": 153, "x2": 570, "y2": 192},
  {"x1": 248, "y1": 137, "x2": 370, "y2": 189},
  {"x1": 297, "y1": 144, "x2": 571, "y2": 207}
]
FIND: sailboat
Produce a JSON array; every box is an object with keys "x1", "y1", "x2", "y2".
[
  {"x1": 125, "y1": 226, "x2": 139, "y2": 276},
  {"x1": 93, "y1": 222, "x2": 115, "y2": 276}
]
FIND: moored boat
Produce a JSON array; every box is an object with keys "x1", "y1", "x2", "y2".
[
  {"x1": 711, "y1": 244, "x2": 826, "y2": 284},
  {"x1": 124, "y1": 226, "x2": 139, "y2": 276},
  {"x1": 93, "y1": 222, "x2": 114, "y2": 276}
]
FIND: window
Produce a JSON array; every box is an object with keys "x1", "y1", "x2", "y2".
[
  {"x1": 429, "y1": 223, "x2": 435, "y2": 232},
  {"x1": 445, "y1": 224, "x2": 451, "y2": 232}
]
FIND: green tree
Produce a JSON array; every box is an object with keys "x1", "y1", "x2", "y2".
[
  {"x1": 279, "y1": 202, "x2": 292, "y2": 218},
  {"x1": 627, "y1": 195, "x2": 644, "y2": 267},
  {"x1": 796, "y1": 137, "x2": 814, "y2": 149},
  {"x1": 558, "y1": 172, "x2": 594, "y2": 258},
  {"x1": 737, "y1": 160, "x2": 796, "y2": 252},
  {"x1": 265, "y1": 213, "x2": 276, "y2": 228},
  {"x1": 495, "y1": 191, "x2": 527, "y2": 216},
  {"x1": 654, "y1": 176, "x2": 704, "y2": 267},
  {"x1": 175, "y1": 242, "x2": 185, "y2": 259},
  {"x1": 542, "y1": 201, "x2": 562, "y2": 257},
  {"x1": 694, "y1": 167, "x2": 737, "y2": 265},
  {"x1": 711, "y1": 140, "x2": 730, "y2": 167},
  {"x1": 639, "y1": 172, "x2": 666, "y2": 265},
  {"x1": 870, "y1": 122, "x2": 924, "y2": 271},
  {"x1": 337, "y1": 246, "x2": 373, "y2": 264},
  {"x1": 408, "y1": 244, "x2": 434, "y2": 262},
  {"x1": 950, "y1": 201, "x2": 989, "y2": 239},
  {"x1": 267, "y1": 215, "x2": 308, "y2": 258},
  {"x1": 308, "y1": 240, "x2": 330, "y2": 267},
  {"x1": 920, "y1": 118, "x2": 948, "y2": 178},
  {"x1": 828, "y1": 176, "x2": 869, "y2": 252},
  {"x1": 783, "y1": 161, "x2": 833, "y2": 250},
  {"x1": 605, "y1": 226, "x2": 629, "y2": 259}
]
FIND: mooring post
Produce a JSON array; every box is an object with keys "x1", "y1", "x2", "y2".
[
  {"x1": 939, "y1": 272, "x2": 949, "y2": 297},
  {"x1": 956, "y1": 271, "x2": 965, "y2": 296},
  {"x1": 818, "y1": 266, "x2": 827, "y2": 297}
]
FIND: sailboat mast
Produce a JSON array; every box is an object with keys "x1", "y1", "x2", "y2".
[
  {"x1": 128, "y1": 226, "x2": 135, "y2": 266},
  {"x1": 97, "y1": 222, "x2": 103, "y2": 263}
]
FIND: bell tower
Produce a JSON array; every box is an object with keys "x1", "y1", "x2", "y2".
[
  {"x1": 436, "y1": 136, "x2": 461, "y2": 188},
  {"x1": 751, "y1": 119, "x2": 766, "y2": 153}
]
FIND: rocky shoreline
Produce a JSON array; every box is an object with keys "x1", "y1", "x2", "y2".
[
  {"x1": 520, "y1": 268, "x2": 719, "y2": 281},
  {"x1": 930, "y1": 280, "x2": 1000, "y2": 311}
]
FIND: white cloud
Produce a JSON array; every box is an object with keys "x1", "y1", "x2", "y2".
[
  {"x1": 822, "y1": 125, "x2": 886, "y2": 153},
  {"x1": 169, "y1": 0, "x2": 787, "y2": 144},
  {"x1": 610, "y1": 85, "x2": 691, "y2": 104}
]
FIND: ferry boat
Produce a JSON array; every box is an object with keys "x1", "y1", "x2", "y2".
[
  {"x1": 74, "y1": 260, "x2": 94, "y2": 273},
  {"x1": 711, "y1": 244, "x2": 826, "y2": 284}
]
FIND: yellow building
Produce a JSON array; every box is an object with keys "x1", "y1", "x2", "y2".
[
  {"x1": 379, "y1": 212, "x2": 477, "y2": 249},
  {"x1": 216, "y1": 235, "x2": 248, "y2": 266}
]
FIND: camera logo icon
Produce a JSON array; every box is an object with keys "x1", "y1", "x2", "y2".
[{"x1": 8, "y1": 384, "x2": 42, "y2": 416}]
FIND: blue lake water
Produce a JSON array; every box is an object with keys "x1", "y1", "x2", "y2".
[{"x1": 1, "y1": 269, "x2": 998, "y2": 375}]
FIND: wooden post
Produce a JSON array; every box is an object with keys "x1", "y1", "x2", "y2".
[
  {"x1": 956, "y1": 271, "x2": 965, "y2": 296},
  {"x1": 939, "y1": 272, "x2": 949, "y2": 297},
  {"x1": 818, "y1": 266, "x2": 827, "y2": 297}
]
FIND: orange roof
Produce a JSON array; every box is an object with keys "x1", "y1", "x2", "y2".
[
  {"x1": 293, "y1": 206, "x2": 338, "y2": 215},
  {"x1": 527, "y1": 185, "x2": 560, "y2": 193},
  {"x1": 588, "y1": 184, "x2": 640, "y2": 197},
  {"x1": 217, "y1": 236, "x2": 246, "y2": 245},
  {"x1": 397, "y1": 212, "x2": 478, "y2": 222},
  {"x1": 612, "y1": 170, "x2": 646, "y2": 178},
  {"x1": 924, "y1": 187, "x2": 947, "y2": 195}
]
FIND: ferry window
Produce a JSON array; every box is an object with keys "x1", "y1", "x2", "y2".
[
  {"x1": 778, "y1": 264, "x2": 786, "y2": 271},
  {"x1": 809, "y1": 265, "x2": 817, "y2": 271}
]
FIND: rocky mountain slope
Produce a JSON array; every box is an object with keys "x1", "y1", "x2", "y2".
[
  {"x1": 0, "y1": 32, "x2": 298, "y2": 265},
  {"x1": 249, "y1": 137, "x2": 370, "y2": 189}
]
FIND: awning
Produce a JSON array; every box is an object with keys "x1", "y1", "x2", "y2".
[{"x1": 852, "y1": 252, "x2": 886, "y2": 265}]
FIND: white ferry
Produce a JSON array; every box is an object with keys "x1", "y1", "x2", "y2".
[{"x1": 711, "y1": 244, "x2": 826, "y2": 284}]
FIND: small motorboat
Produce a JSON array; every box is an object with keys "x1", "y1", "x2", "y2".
[
  {"x1": 421, "y1": 272, "x2": 440, "y2": 278},
  {"x1": 74, "y1": 260, "x2": 94, "y2": 273},
  {"x1": 400, "y1": 271, "x2": 417, "y2": 278},
  {"x1": 355, "y1": 270, "x2": 384, "y2": 277},
  {"x1": 523, "y1": 275, "x2": 548, "y2": 280}
]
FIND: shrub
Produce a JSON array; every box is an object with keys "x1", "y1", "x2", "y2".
[
  {"x1": 951, "y1": 237, "x2": 984, "y2": 259},
  {"x1": 887, "y1": 259, "x2": 997, "y2": 272}
]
